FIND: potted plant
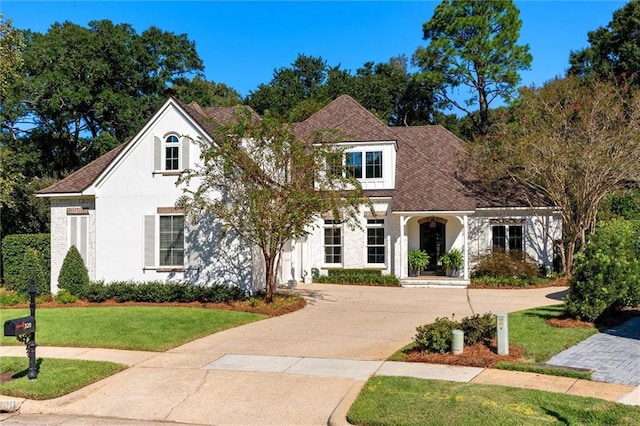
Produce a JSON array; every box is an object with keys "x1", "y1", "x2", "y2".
[
  {"x1": 441, "y1": 248, "x2": 464, "y2": 277},
  {"x1": 408, "y1": 249, "x2": 430, "y2": 277}
]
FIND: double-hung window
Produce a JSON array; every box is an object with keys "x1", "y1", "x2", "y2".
[
  {"x1": 164, "y1": 135, "x2": 180, "y2": 171},
  {"x1": 492, "y1": 225, "x2": 523, "y2": 254},
  {"x1": 344, "y1": 150, "x2": 382, "y2": 179},
  {"x1": 366, "y1": 219, "x2": 385, "y2": 264},
  {"x1": 324, "y1": 219, "x2": 342, "y2": 264},
  {"x1": 159, "y1": 215, "x2": 185, "y2": 266}
]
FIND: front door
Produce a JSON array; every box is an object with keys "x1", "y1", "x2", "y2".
[{"x1": 420, "y1": 221, "x2": 445, "y2": 271}]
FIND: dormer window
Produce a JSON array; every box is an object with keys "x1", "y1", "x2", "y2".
[
  {"x1": 165, "y1": 135, "x2": 180, "y2": 171},
  {"x1": 345, "y1": 150, "x2": 382, "y2": 179}
]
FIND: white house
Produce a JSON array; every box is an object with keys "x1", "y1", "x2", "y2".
[{"x1": 38, "y1": 95, "x2": 561, "y2": 294}]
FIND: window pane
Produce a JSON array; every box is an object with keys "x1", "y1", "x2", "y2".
[
  {"x1": 367, "y1": 247, "x2": 385, "y2": 264},
  {"x1": 324, "y1": 223, "x2": 342, "y2": 263},
  {"x1": 346, "y1": 152, "x2": 362, "y2": 178},
  {"x1": 159, "y1": 215, "x2": 184, "y2": 266},
  {"x1": 367, "y1": 228, "x2": 384, "y2": 245},
  {"x1": 509, "y1": 225, "x2": 523, "y2": 252},
  {"x1": 166, "y1": 146, "x2": 179, "y2": 171},
  {"x1": 365, "y1": 151, "x2": 382, "y2": 178},
  {"x1": 492, "y1": 226, "x2": 506, "y2": 252}
]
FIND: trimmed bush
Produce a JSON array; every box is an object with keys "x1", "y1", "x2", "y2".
[
  {"x1": 0, "y1": 289, "x2": 28, "y2": 306},
  {"x1": 55, "y1": 289, "x2": 79, "y2": 304},
  {"x1": 2, "y1": 234, "x2": 50, "y2": 289},
  {"x1": 12, "y1": 248, "x2": 48, "y2": 295},
  {"x1": 460, "y1": 313, "x2": 495, "y2": 346},
  {"x1": 314, "y1": 269, "x2": 400, "y2": 286},
  {"x1": 471, "y1": 251, "x2": 540, "y2": 279},
  {"x1": 414, "y1": 317, "x2": 459, "y2": 353},
  {"x1": 58, "y1": 245, "x2": 90, "y2": 296},
  {"x1": 565, "y1": 219, "x2": 640, "y2": 322},
  {"x1": 470, "y1": 276, "x2": 552, "y2": 287},
  {"x1": 78, "y1": 280, "x2": 247, "y2": 304}
]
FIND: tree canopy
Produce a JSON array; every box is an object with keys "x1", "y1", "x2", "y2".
[
  {"x1": 569, "y1": 0, "x2": 640, "y2": 85},
  {"x1": 413, "y1": 0, "x2": 532, "y2": 135},
  {"x1": 468, "y1": 76, "x2": 640, "y2": 275},
  {"x1": 178, "y1": 109, "x2": 367, "y2": 301}
]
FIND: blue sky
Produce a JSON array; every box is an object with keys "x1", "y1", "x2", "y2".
[{"x1": 0, "y1": 1, "x2": 628, "y2": 99}]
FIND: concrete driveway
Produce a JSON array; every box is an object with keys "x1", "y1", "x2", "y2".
[{"x1": 6, "y1": 284, "x2": 567, "y2": 425}]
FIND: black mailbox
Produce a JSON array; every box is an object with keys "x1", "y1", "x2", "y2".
[{"x1": 4, "y1": 316, "x2": 36, "y2": 337}]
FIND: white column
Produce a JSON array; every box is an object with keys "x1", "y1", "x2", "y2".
[
  {"x1": 399, "y1": 216, "x2": 412, "y2": 279},
  {"x1": 463, "y1": 215, "x2": 469, "y2": 280}
]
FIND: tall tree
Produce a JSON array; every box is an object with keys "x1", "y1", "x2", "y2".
[
  {"x1": 178, "y1": 108, "x2": 367, "y2": 302},
  {"x1": 413, "y1": 0, "x2": 532, "y2": 135},
  {"x1": 171, "y1": 75, "x2": 241, "y2": 107},
  {"x1": 569, "y1": 0, "x2": 640, "y2": 85},
  {"x1": 11, "y1": 20, "x2": 204, "y2": 175},
  {"x1": 0, "y1": 14, "x2": 24, "y2": 101},
  {"x1": 467, "y1": 76, "x2": 640, "y2": 276}
]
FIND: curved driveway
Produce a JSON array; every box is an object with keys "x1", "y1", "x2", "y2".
[{"x1": 13, "y1": 284, "x2": 567, "y2": 425}]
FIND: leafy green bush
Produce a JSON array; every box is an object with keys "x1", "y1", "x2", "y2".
[
  {"x1": 470, "y1": 276, "x2": 551, "y2": 287},
  {"x1": 460, "y1": 313, "x2": 495, "y2": 345},
  {"x1": 55, "y1": 289, "x2": 79, "y2": 304},
  {"x1": 0, "y1": 289, "x2": 28, "y2": 306},
  {"x1": 314, "y1": 269, "x2": 400, "y2": 286},
  {"x1": 10, "y1": 247, "x2": 49, "y2": 295},
  {"x1": 415, "y1": 317, "x2": 459, "y2": 353},
  {"x1": 58, "y1": 245, "x2": 90, "y2": 296},
  {"x1": 2, "y1": 234, "x2": 50, "y2": 290},
  {"x1": 78, "y1": 281, "x2": 247, "y2": 304},
  {"x1": 565, "y1": 219, "x2": 640, "y2": 321},
  {"x1": 471, "y1": 251, "x2": 540, "y2": 279}
]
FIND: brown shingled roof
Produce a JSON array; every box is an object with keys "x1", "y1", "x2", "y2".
[
  {"x1": 180, "y1": 100, "x2": 261, "y2": 137},
  {"x1": 292, "y1": 95, "x2": 397, "y2": 142},
  {"x1": 37, "y1": 141, "x2": 130, "y2": 195}
]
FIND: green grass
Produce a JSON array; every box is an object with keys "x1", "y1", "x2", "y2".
[
  {"x1": 0, "y1": 357, "x2": 126, "y2": 400},
  {"x1": 348, "y1": 376, "x2": 640, "y2": 426},
  {"x1": 0, "y1": 307, "x2": 266, "y2": 351}
]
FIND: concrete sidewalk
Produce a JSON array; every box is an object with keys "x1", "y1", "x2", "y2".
[{"x1": 1, "y1": 284, "x2": 639, "y2": 425}]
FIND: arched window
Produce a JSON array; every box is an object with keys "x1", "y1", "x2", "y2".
[{"x1": 164, "y1": 135, "x2": 180, "y2": 171}]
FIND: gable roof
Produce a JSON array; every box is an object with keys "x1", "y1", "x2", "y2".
[{"x1": 292, "y1": 95, "x2": 397, "y2": 142}]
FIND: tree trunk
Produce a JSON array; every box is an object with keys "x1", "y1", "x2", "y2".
[{"x1": 263, "y1": 253, "x2": 275, "y2": 303}]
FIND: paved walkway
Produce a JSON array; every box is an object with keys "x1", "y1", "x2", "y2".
[
  {"x1": 0, "y1": 284, "x2": 639, "y2": 426},
  {"x1": 547, "y1": 316, "x2": 640, "y2": 386}
]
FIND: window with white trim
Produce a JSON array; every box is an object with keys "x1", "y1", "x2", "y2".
[
  {"x1": 324, "y1": 219, "x2": 342, "y2": 264},
  {"x1": 164, "y1": 135, "x2": 180, "y2": 171},
  {"x1": 366, "y1": 218, "x2": 385, "y2": 264},
  {"x1": 344, "y1": 150, "x2": 382, "y2": 179},
  {"x1": 144, "y1": 212, "x2": 185, "y2": 269},
  {"x1": 492, "y1": 225, "x2": 523, "y2": 253}
]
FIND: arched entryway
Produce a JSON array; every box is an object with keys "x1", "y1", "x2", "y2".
[{"x1": 419, "y1": 217, "x2": 446, "y2": 272}]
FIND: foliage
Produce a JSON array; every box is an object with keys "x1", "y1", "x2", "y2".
[
  {"x1": 0, "y1": 288, "x2": 27, "y2": 306},
  {"x1": 178, "y1": 107, "x2": 367, "y2": 302},
  {"x1": 5, "y1": 19, "x2": 204, "y2": 177},
  {"x1": 347, "y1": 376, "x2": 640, "y2": 426},
  {"x1": 0, "y1": 14, "x2": 24, "y2": 99},
  {"x1": 2, "y1": 233, "x2": 50, "y2": 292},
  {"x1": 57, "y1": 245, "x2": 89, "y2": 296},
  {"x1": 565, "y1": 219, "x2": 640, "y2": 322},
  {"x1": 313, "y1": 269, "x2": 400, "y2": 286},
  {"x1": 440, "y1": 248, "x2": 463, "y2": 272},
  {"x1": 414, "y1": 317, "x2": 459, "y2": 353},
  {"x1": 0, "y1": 357, "x2": 126, "y2": 400},
  {"x1": 470, "y1": 276, "x2": 552, "y2": 288},
  {"x1": 569, "y1": 0, "x2": 640, "y2": 87},
  {"x1": 467, "y1": 76, "x2": 640, "y2": 276},
  {"x1": 407, "y1": 249, "x2": 430, "y2": 271},
  {"x1": 0, "y1": 306, "x2": 265, "y2": 351},
  {"x1": 246, "y1": 53, "x2": 438, "y2": 125},
  {"x1": 472, "y1": 251, "x2": 540, "y2": 279},
  {"x1": 460, "y1": 313, "x2": 495, "y2": 346},
  {"x1": 77, "y1": 280, "x2": 247, "y2": 304},
  {"x1": 599, "y1": 188, "x2": 640, "y2": 221},
  {"x1": 171, "y1": 75, "x2": 241, "y2": 107},
  {"x1": 413, "y1": 0, "x2": 531, "y2": 135},
  {"x1": 11, "y1": 247, "x2": 48, "y2": 295},
  {"x1": 494, "y1": 362, "x2": 591, "y2": 380},
  {"x1": 1, "y1": 176, "x2": 53, "y2": 237},
  {"x1": 54, "y1": 289, "x2": 78, "y2": 304}
]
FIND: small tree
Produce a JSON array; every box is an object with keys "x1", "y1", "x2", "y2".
[
  {"x1": 14, "y1": 248, "x2": 48, "y2": 295},
  {"x1": 179, "y1": 107, "x2": 367, "y2": 302},
  {"x1": 58, "y1": 245, "x2": 89, "y2": 296}
]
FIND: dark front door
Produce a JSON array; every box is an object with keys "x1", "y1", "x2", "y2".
[{"x1": 420, "y1": 221, "x2": 446, "y2": 271}]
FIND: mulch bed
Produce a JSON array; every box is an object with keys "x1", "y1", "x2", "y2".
[
  {"x1": 2, "y1": 295, "x2": 307, "y2": 317},
  {"x1": 405, "y1": 339, "x2": 526, "y2": 368}
]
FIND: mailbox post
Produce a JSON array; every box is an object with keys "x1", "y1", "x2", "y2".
[{"x1": 3, "y1": 282, "x2": 38, "y2": 379}]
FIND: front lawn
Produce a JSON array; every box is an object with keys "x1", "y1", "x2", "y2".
[
  {"x1": 0, "y1": 357, "x2": 126, "y2": 400},
  {"x1": 0, "y1": 306, "x2": 266, "y2": 351},
  {"x1": 348, "y1": 376, "x2": 640, "y2": 426}
]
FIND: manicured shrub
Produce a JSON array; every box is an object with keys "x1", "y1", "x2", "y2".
[
  {"x1": 314, "y1": 269, "x2": 400, "y2": 286},
  {"x1": 2, "y1": 234, "x2": 50, "y2": 290},
  {"x1": 460, "y1": 313, "x2": 495, "y2": 346},
  {"x1": 0, "y1": 289, "x2": 28, "y2": 306},
  {"x1": 12, "y1": 248, "x2": 49, "y2": 295},
  {"x1": 414, "y1": 317, "x2": 459, "y2": 353},
  {"x1": 470, "y1": 276, "x2": 551, "y2": 287},
  {"x1": 55, "y1": 289, "x2": 78, "y2": 304},
  {"x1": 565, "y1": 219, "x2": 640, "y2": 322},
  {"x1": 58, "y1": 245, "x2": 90, "y2": 296},
  {"x1": 471, "y1": 251, "x2": 540, "y2": 279}
]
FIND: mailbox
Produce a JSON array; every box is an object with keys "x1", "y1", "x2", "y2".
[{"x1": 4, "y1": 316, "x2": 36, "y2": 337}]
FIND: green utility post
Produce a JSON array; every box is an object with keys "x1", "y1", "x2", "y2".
[{"x1": 496, "y1": 313, "x2": 509, "y2": 355}]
